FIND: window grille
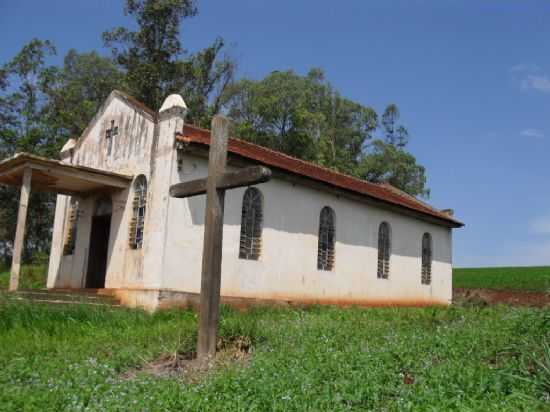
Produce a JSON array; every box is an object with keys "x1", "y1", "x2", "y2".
[
  {"x1": 377, "y1": 222, "x2": 391, "y2": 279},
  {"x1": 317, "y1": 206, "x2": 336, "y2": 271},
  {"x1": 129, "y1": 175, "x2": 147, "y2": 249},
  {"x1": 239, "y1": 187, "x2": 263, "y2": 260},
  {"x1": 63, "y1": 199, "x2": 79, "y2": 256},
  {"x1": 421, "y1": 233, "x2": 433, "y2": 285}
]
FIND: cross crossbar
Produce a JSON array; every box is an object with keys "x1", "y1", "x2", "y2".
[{"x1": 169, "y1": 165, "x2": 271, "y2": 198}]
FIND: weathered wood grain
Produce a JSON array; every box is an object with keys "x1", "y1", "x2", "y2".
[
  {"x1": 170, "y1": 115, "x2": 272, "y2": 359},
  {"x1": 197, "y1": 115, "x2": 229, "y2": 359},
  {"x1": 169, "y1": 166, "x2": 271, "y2": 198}
]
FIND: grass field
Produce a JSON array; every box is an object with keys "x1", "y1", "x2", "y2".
[
  {"x1": 453, "y1": 266, "x2": 550, "y2": 292},
  {"x1": 0, "y1": 296, "x2": 548, "y2": 411},
  {"x1": 0, "y1": 264, "x2": 48, "y2": 290},
  {"x1": 3, "y1": 264, "x2": 550, "y2": 293}
]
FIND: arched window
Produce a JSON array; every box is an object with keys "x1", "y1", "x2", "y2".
[
  {"x1": 129, "y1": 175, "x2": 147, "y2": 249},
  {"x1": 377, "y1": 222, "x2": 391, "y2": 279},
  {"x1": 317, "y1": 206, "x2": 335, "y2": 271},
  {"x1": 421, "y1": 233, "x2": 433, "y2": 285},
  {"x1": 239, "y1": 187, "x2": 263, "y2": 260},
  {"x1": 63, "y1": 198, "x2": 79, "y2": 256}
]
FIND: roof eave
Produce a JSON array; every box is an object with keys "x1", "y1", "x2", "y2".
[{"x1": 175, "y1": 133, "x2": 464, "y2": 229}]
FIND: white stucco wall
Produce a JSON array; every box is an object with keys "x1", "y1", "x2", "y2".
[
  {"x1": 47, "y1": 93, "x2": 159, "y2": 290},
  {"x1": 161, "y1": 153, "x2": 453, "y2": 305}
]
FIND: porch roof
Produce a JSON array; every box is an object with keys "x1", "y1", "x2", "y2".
[{"x1": 0, "y1": 152, "x2": 133, "y2": 195}]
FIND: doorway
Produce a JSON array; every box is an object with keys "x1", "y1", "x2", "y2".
[{"x1": 86, "y1": 198, "x2": 112, "y2": 288}]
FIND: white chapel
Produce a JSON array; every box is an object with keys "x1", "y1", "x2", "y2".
[{"x1": 0, "y1": 90, "x2": 463, "y2": 311}]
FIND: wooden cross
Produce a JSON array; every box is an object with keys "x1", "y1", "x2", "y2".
[
  {"x1": 169, "y1": 115, "x2": 271, "y2": 359},
  {"x1": 105, "y1": 120, "x2": 118, "y2": 139},
  {"x1": 105, "y1": 120, "x2": 118, "y2": 155}
]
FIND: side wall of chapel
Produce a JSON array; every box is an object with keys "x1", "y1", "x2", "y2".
[{"x1": 160, "y1": 152, "x2": 453, "y2": 306}]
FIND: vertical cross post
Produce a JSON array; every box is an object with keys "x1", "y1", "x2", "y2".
[
  {"x1": 9, "y1": 167, "x2": 32, "y2": 291},
  {"x1": 197, "y1": 115, "x2": 230, "y2": 359},
  {"x1": 169, "y1": 115, "x2": 271, "y2": 359}
]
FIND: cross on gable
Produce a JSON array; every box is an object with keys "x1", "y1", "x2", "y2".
[
  {"x1": 105, "y1": 120, "x2": 119, "y2": 155},
  {"x1": 169, "y1": 115, "x2": 271, "y2": 359},
  {"x1": 105, "y1": 120, "x2": 118, "y2": 139}
]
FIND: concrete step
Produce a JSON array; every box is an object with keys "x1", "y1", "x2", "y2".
[
  {"x1": 10, "y1": 289, "x2": 121, "y2": 307},
  {"x1": 17, "y1": 290, "x2": 117, "y2": 302},
  {"x1": 9, "y1": 296, "x2": 122, "y2": 308}
]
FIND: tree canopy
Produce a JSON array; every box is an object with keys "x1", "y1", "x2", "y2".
[
  {"x1": 103, "y1": 0, "x2": 234, "y2": 126},
  {"x1": 224, "y1": 69, "x2": 429, "y2": 197},
  {"x1": 0, "y1": 0, "x2": 429, "y2": 263}
]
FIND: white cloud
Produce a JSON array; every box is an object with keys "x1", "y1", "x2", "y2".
[
  {"x1": 521, "y1": 74, "x2": 550, "y2": 92},
  {"x1": 520, "y1": 128, "x2": 544, "y2": 138},
  {"x1": 509, "y1": 63, "x2": 540, "y2": 73},
  {"x1": 510, "y1": 64, "x2": 550, "y2": 93},
  {"x1": 529, "y1": 215, "x2": 550, "y2": 235}
]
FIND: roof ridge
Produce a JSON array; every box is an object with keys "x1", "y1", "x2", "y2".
[
  {"x1": 111, "y1": 89, "x2": 157, "y2": 118},
  {"x1": 181, "y1": 124, "x2": 391, "y2": 191},
  {"x1": 379, "y1": 182, "x2": 441, "y2": 213},
  {"x1": 178, "y1": 124, "x2": 463, "y2": 227},
  {"x1": 73, "y1": 91, "x2": 461, "y2": 227},
  {"x1": 179, "y1": 124, "x2": 450, "y2": 219}
]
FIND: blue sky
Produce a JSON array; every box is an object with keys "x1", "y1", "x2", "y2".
[{"x1": 1, "y1": 0, "x2": 550, "y2": 267}]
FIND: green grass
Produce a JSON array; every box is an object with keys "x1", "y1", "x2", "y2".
[
  {"x1": 453, "y1": 266, "x2": 550, "y2": 292},
  {"x1": 0, "y1": 263, "x2": 48, "y2": 290},
  {"x1": 4, "y1": 263, "x2": 550, "y2": 293},
  {"x1": 0, "y1": 296, "x2": 548, "y2": 411}
]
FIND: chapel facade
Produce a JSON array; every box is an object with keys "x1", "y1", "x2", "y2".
[{"x1": 0, "y1": 90, "x2": 463, "y2": 310}]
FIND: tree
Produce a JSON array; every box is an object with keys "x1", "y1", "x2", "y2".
[
  {"x1": 103, "y1": 0, "x2": 235, "y2": 124},
  {"x1": 0, "y1": 39, "x2": 58, "y2": 264},
  {"x1": 224, "y1": 69, "x2": 428, "y2": 197},
  {"x1": 314, "y1": 79, "x2": 378, "y2": 175},
  {"x1": 0, "y1": 2, "x2": 430, "y2": 266},
  {"x1": 225, "y1": 69, "x2": 378, "y2": 165},
  {"x1": 41, "y1": 49, "x2": 125, "y2": 154},
  {"x1": 178, "y1": 37, "x2": 235, "y2": 127},
  {"x1": 358, "y1": 140, "x2": 430, "y2": 198},
  {"x1": 103, "y1": 0, "x2": 198, "y2": 110},
  {"x1": 2, "y1": 39, "x2": 56, "y2": 155},
  {"x1": 0, "y1": 2, "x2": 237, "y2": 264},
  {"x1": 381, "y1": 103, "x2": 409, "y2": 147},
  {"x1": 225, "y1": 70, "x2": 323, "y2": 160}
]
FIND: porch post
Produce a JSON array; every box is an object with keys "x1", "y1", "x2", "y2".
[{"x1": 9, "y1": 167, "x2": 32, "y2": 292}]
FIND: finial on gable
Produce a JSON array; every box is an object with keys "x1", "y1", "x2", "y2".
[
  {"x1": 60, "y1": 138, "x2": 77, "y2": 161},
  {"x1": 61, "y1": 138, "x2": 77, "y2": 152},
  {"x1": 159, "y1": 94, "x2": 188, "y2": 119}
]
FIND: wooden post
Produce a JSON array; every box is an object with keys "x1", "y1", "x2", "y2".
[
  {"x1": 197, "y1": 115, "x2": 230, "y2": 359},
  {"x1": 9, "y1": 167, "x2": 32, "y2": 292},
  {"x1": 168, "y1": 115, "x2": 271, "y2": 359}
]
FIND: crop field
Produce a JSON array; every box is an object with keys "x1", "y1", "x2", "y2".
[
  {"x1": 453, "y1": 266, "x2": 550, "y2": 292},
  {"x1": 0, "y1": 295, "x2": 548, "y2": 411}
]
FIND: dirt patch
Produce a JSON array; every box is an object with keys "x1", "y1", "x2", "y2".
[
  {"x1": 121, "y1": 335, "x2": 253, "y2": 382},
  {"x1": 454, "y1": 288, "x2": 549, "y2": 307}
]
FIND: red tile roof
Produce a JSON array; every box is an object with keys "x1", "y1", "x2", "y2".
[{"x1": 176, "y1": 125, "x2": 463, "y2": 228}]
